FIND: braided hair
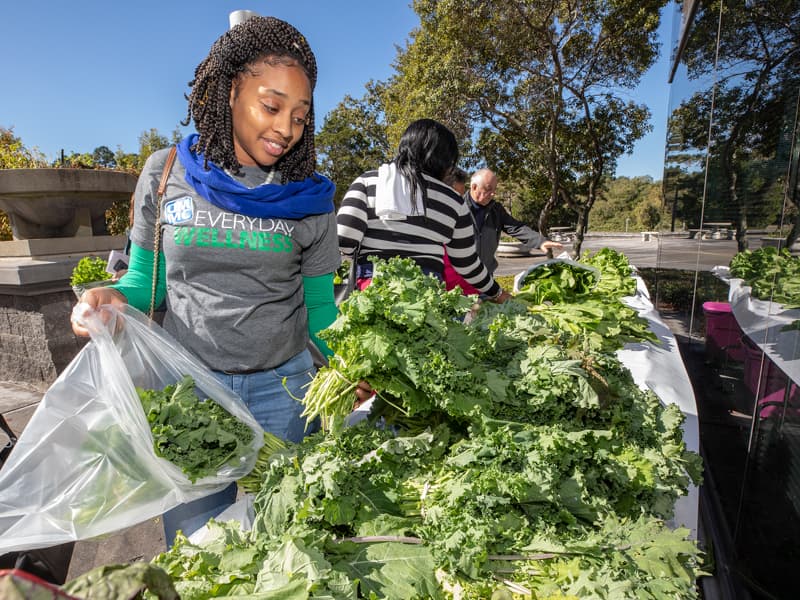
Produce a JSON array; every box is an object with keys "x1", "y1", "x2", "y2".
[{"x1": 183, "y1": 16, "x2": 318, "y2": 183}]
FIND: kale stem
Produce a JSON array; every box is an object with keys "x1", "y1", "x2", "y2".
[{"x1": 373, "y1": 391, "x2": 409, "y2": 417}]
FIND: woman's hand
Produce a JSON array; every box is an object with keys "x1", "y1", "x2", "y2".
[
  {"x1": 488, "y1": 289, "x2": 512, "y2": 304},
  {"x1": 354, "y1": 381, "x2": 374, "y2": 409},
  {"x1": 71, "y1": 287, "x2": 128, "y2": 337}
]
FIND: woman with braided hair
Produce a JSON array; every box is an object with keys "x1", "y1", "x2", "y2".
[{"x1": 71, "y1": 15, "x2": 339, "y2": 543}]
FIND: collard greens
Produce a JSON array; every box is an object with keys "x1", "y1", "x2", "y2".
[{"x1": 137, "y1": 375, "x2": 254, "y2": 483}]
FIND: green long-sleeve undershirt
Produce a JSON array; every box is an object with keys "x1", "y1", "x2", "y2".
[
  {"x1": 111, "y1": 242, "x2": 337, "y2": 358},
  {"x1": 302, "y1": 272, "x2": 337, "y2": 358}
]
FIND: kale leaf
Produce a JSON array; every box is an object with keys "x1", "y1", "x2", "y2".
[{"x1": 137, "y1": 375, "x2": 254, "y2": 483}]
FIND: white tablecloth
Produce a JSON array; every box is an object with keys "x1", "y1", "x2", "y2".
[
  {"x1": 713, "y1": 266, "x2": 800, "y2": 384},
  {"x1": 618, "y1": 275, "x2": 699, "y2": 538}
]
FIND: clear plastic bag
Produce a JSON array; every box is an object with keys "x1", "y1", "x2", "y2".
[{"x1": 0, "y1": 304, "x2": 263, "y2": 554}]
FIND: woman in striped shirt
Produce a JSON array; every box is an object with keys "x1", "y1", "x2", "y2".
[{"x1": 336, "y1": 118, "x2": 510, "y2": 302}]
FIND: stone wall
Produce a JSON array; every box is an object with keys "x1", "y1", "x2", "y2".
[{"x1": 0, "y1": 290, "x2": 87, "y2": 385}]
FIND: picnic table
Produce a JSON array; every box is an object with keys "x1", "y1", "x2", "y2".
[
  {"x1": 688, "y1": 222, "x2": 734, "y2": 240},
  {"x1": 707, "y1": 222, "x2": 734, "y2": 239},
  {"x1": 548, "y1": 226, "x2": 575, "y2": 242}
]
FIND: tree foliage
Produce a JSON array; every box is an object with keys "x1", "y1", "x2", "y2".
[
  {"x1": 59, "y1": 151, "x2": 99, "y2": 168},
  {"x1": 137, "y1": 128, "x2": 172, "y2": 169},
  {"x1": 0, "y1": 127, "x2": 48, "y2": 169},
  {"x1": 106, "y1": 127, "x2": 177, "y2": 234},
  {"x1": 382, "y1": 0, "x2": 664, "y2": 254},
  {"x1": 114, "y1": 147, "x2": 140, "y2": 172},
  {"x1": 591, "y1": 176, "x2": 666, "y2": 231},
  {"x1": 316, "y1": 82, "x2": 392, "y2": 206},
  {"x1": 92, "y1": 145, "x2": 116, "y2": 168}
]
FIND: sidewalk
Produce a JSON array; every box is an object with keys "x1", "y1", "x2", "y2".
[
  {"x1": 0, "y1": 380, "x2": 46, "y2": 438},
  {"x1": 0, "y1": 380, "x2": 166, "y2": 581}
]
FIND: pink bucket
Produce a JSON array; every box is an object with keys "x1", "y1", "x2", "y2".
[
  {"x1": 757, "y1": 384, "x2": 800, "y2": 419},
  {"x1": 743, "y1": 336, "x2": 787, "y2": 399},
  {"x1": 702, "y1": 301, "x2": 745, "y2": 363}
]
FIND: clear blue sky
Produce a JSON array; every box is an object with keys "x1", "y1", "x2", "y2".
[{"x1": 1, "y1": 1, "x2": 672, "y2": 180}]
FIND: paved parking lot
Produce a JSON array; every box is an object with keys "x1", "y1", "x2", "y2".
[{"x1": 495, "y1": 233, "x2": 740, "y2": 277}]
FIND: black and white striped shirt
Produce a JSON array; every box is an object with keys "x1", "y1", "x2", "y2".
[{"x1": 337, "y1": 169, "x2": 500, "y2": 296}]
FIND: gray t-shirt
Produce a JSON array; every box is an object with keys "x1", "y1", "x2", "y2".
[{"x1": 131, "y1": 148, "x2": 339, "y2": 372}]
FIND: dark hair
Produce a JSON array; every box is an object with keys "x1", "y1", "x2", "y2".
[
  {"x1": 443, "y1": 166, "x2": 468, "y2": 187},
  {"x1": 395, "y1": 119, "x2": 459, "y2": 209},
  {"x1": 182, "y1": 16, "x2": 318, "y2": 182}
]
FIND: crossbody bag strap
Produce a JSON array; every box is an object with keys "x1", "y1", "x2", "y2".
[
  {"x1": 150, "y1": 146, "x2": 178, "y2": 319},
  {"x1": 334, "y1": 242, "x2": 361, "y2": 306},
  {"x1": 348, "y1": 242, "x2": 361, "y2": 294}
]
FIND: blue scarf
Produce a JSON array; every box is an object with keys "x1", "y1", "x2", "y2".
[{"x1": 176, "y1": 134, "x2": 334, "y2": 219}]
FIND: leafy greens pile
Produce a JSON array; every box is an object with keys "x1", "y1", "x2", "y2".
[
  {"x1": 137, "y1": 375, "x2": 254, "y2": 483},
  {"x1": 512, "y1": 249, "x2": 656, "y2": 353},
  {"x1": 147, "y1": 255, "x2": 704, "y2": 599},
  {"x1": 302, "y1": 257, "x2": 491, "y2": 431},
  {"x1": 515, "y1": 259, "x2": 600, "y2": 304},
  {"x1": 70, "y1": 255, "x2": 112, "y2": 287},
  {"x1": 729, "y1": 246, "x2": 800, "y2": 308}
]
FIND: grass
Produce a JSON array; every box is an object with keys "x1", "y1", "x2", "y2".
[{"x1": 495, "y1": 274, "x2": 516, "y2": 291}]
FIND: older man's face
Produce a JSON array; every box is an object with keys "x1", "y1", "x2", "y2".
[{"x1": 471, "y1": 175, "x2": 497, "y2": 206}]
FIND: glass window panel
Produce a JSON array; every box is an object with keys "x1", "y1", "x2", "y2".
[{"x1": 658, "y1": 0, "x2": 800, "y2": 596}]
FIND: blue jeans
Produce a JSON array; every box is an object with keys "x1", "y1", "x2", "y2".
[
  {"x1": 213, "y1": 348, "x2": 319, "y2": 443},
  {"x1": 162, "y1": 348, "x2": 319, "y2": 545}
]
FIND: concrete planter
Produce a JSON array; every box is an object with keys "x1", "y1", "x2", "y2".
[
  {"x1": 0, "y1": 169, "x2": 135, "y2": 385},
  {"x1": 0, "y1": 168, "x2": 136, "y2": 239}
]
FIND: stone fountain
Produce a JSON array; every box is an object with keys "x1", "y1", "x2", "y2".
[{"x1": 0, "y1": 168, "x2": 136, "y2": 384}]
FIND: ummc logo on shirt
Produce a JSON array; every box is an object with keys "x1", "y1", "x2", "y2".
[{"x1": 164, "y1": 196, "x2": 194, "y2": 224}]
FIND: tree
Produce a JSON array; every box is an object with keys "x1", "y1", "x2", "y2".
[
  {"x1": 592, "y1": 176, "x2": 664, "y2": 231},
  {"x1": 104, "y1": 128, "x2": 170, "y2": 236},
  {"x1": 662, "y1": 125, "x2": 709, "y2": 231},
  {"x1": 0, "y1": 127, "x2": 48, "y2": 169},
  {"x1": 636, "y1": 198, "x2": 663, "y2": 231},
  {"x1": 60, "y1": 151, "x2": 96, "y2": 168},
  {"x1": 137, "y1": 128, "x2": 171, "y2": 169},
  {"x1": 114, "y1": 147, "x2": 140, "y2": 171},
  {"x1": 92, "y1": 145, "x2": 116, "y2": 168},
  {"x1": 316, "y1": 82, "x2": 392, "y2": 206},
  {"x1": 383, "y1": 0, "x2": 664, "y2": 254},
  {"x1": 170, "y1": 127, "x2": 184, "y2": 147}
]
